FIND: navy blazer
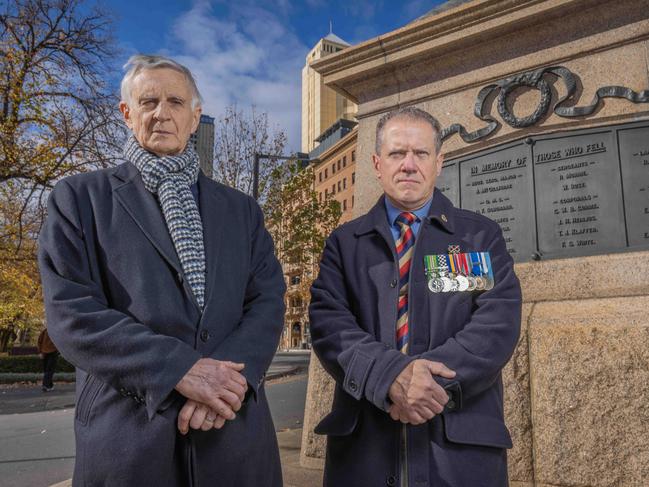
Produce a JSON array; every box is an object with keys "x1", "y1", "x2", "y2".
[
  {"x1": 309, "y1": 189, "x2": 522, "y2": 487},
  {"x1": 38, "y1": 161, "x2": 285, "y2": 486}
]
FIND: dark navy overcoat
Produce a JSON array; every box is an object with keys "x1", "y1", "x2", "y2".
[
  {"x1": 38, "y1": 161, "x2": 285, "y2": 486},
  {"x1": 309, "y1": 189, "x2": 522, "y2": 487}
]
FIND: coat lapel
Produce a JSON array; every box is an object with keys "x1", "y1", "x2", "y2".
[
  {"x1": 197, "y1": 172, "x2": 227, "y2": 310},
  {"x1": 112, "y1": 162, "x2": 184, "y2": 277},
  {"x1": 410, "y1": 189, "x2": 457, "y2": 353},
  {"x1": 356, "y1": 197, "x2": 400, "y2": 347}
]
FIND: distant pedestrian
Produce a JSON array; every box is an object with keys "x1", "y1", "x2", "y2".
[{"x1": 37, "y1": 328, "x2": 58, "y2": 392}]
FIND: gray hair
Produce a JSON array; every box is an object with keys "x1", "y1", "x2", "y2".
[
  {"x1": 120, "y1": 54, "x2": 203, "y2": 109},
  {"x1": 375, "y1": 107, "x2": 442, "y2": 154}
]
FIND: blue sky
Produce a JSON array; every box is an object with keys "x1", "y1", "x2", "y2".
[{"x1": 105, "y1": 0, "x2": 446, "y2": 151}]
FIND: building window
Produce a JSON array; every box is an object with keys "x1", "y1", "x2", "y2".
[
  {"x1": 319, "y1": 192, "x2": 322, "y2": 203},
  {"x1": 352, "y1": 172, "x2": 356, "y2": 184},
  {"x1": 337, "y1": 159, "x2": 341, "y2": 171},
  {"x1": 332, "y1": 163, "x2": 336, "y2": 174},
  {"x1": 343, "y1": 199, "x2": 347, "y2": 211},
  {"x1": 352, "y1": 195, "x2": 355, "y2": 208},
  {"x1": 319, "y1": 172, "x2": 322, "y2": 182},
  {"x1": 343, "y1": 178, "x2": 347, "y2": 189},
  {"x1": 343, "y1": 156, "x2": 347, "y2": 167},
  {"x1": 325, "y1": 168, "x2": 328, "y2": 178},
  {"x1": 337, "y1": 181, "x2": 341, "y2": 192},
  {"x1": 332, "y1": 184, "x2": 335, "y2": 195},
  {"x1": 352, "y1": 151, "x2": 356, "y2": 162},
  {"x1": 325, "y1": 188, "x2": 328, "y2": 197}
]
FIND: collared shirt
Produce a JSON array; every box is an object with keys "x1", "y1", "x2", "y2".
[{"x1": 384, "y1": 194, "x2": 434, "y2": 242}]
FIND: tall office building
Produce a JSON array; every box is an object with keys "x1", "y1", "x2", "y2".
[
  {"x1": 190, "y1": 114, "x2": 215, "y2": 178},
  {"x1": 301, "y1": 31, "x2": 357, "y2": 153}
]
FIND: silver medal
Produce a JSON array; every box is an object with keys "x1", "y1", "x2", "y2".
[
  {"x1": 428, "y1": 278, "x2": 443, "y2": 293},
  {"x1": 441, "y1": 276, "x2": 454, "y2": 292},
  {"x1": 455, "y1": 274, "x2": 470, "y2": 292}
]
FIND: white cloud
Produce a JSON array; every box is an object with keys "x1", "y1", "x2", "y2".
[{"x1": 163, "y1": 0, "x2": 308, "y2": 152}]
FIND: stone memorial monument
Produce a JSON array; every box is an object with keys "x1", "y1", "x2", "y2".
[{"x1": 300, "y1": 1, "x2": 649, "y2": 485}]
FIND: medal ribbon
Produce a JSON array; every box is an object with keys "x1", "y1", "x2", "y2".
[
  {"x1": 448, "y1": 253, "x2": 457, "y2": 274},
  {"x1": 470, "y1": 252, "x2": 482, "y2": 276}
]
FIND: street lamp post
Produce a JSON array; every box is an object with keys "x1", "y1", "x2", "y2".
[{"x1": 253, "y1": 152, "x2": 311, "y2": 200}]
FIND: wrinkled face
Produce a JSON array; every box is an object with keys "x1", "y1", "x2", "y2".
[
  {"x1": 119, "y1": 68, "x2": 201, "y2": 156},
  {"x1": 373, "y1": 117, "x2": 444, "y2": 211}
]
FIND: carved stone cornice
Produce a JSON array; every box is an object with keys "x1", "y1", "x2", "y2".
[{"x1": 311, "y1": 0, "x2": 649, "y2": 108}]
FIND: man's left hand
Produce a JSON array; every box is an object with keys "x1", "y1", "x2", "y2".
[{"x1": 387, "y1": 359, "x2": 455, "y2": 424}]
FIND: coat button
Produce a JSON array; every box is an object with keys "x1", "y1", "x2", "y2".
[
  {"x1": 349, "y1": 379, "x2": 358, "y2": 392},
  {"x1": 447, "y1": 400, "x2": 456, "y2": 410},
  {"x1": 200, "y1": 329, "x2": 210, "y2": 342},
  {"x1": 390, "y1": 279, "x2": 397, "y2": 288},
  {"x1": 386, "y1": 475, "x2": 396, "y2": 486}
]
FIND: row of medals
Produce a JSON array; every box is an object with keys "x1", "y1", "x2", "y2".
[{"x1": 425, "y1": 253, "x2": 494, "y2": 293}]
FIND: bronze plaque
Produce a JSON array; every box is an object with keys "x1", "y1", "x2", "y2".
[
  {"x1": 533, "y1": 130, "x2": 626, "y2": 257},
  {"x1": 437, "y1": 161, "x2": 459, "y2": 206},
  {"x1": 458, "y1": 142, "x2": 535, "y2": 260},
  {"x1": 441, "y1": 120, "x2": 649, "y2": 262},
  {"x1": 618, "y1": 126, "x2": 649, "y2": 248}
]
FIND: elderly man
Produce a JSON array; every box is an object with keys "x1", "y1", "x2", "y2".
[
  {"x1": 38, "y1": 55, "x2": 285, "y2": 486},
  {"x1": 310, "y1": 107, "x2": 522, "y2": 486}
]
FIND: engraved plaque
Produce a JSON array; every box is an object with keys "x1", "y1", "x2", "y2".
[
  {"x1": 618, "y1": 126, "x2": 649, "y2": 247},
  {"x1": 459, "y1": 142, "x2": 535, "y2": 259},
  {"x1": 437, "y1": 161, "x2": 459, "y2": 206},
  {"x1": 441, "y1": 120, "x2": 649, "y2": 262},
  {"x1": 533, "y1": 130, "x2": 626, "y2": 256}
]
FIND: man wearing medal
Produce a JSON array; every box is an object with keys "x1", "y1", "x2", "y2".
[
  {"x1": 38, "y1": 55, "x2": 285, "y2": 486},
  {"x1": 309, "y1": 107, "x2": 522, "y2": 486}
]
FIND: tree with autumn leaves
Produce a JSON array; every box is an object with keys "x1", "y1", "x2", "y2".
[
  {"x1": 264, "y1": 161, "x2": 341, "y2": 348},
  {"x1": 0, "y1": 0, "x2": 122, "y2": 350}
]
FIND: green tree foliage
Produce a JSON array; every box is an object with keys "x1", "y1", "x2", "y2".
[
  {"x1": 0, "y1": 0, "x2": 122, "y2": 350},
  {"x1": 264, "y1": 161, "x2": 341, "y2": 327}
]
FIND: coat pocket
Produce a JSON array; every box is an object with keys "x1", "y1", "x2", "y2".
[
  {"x1": 442, "y1": 411, "x2": 513, "y2": 449},
  {"x1": 314, "y1": 406, "x2": 360, "y2": 436},
  {"x1": 75, "y1": 374, "x2": 105, "y2": 426}
]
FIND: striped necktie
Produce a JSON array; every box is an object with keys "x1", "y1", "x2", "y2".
[{"x1": 395, "y1": 212, "x2": 417, "y2": 354}]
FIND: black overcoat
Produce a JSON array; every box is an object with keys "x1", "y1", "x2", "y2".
[
  {"x1": 38, "y1": 161, "x2": 285, "y2": 486},
  {"x1": 309, "y1": 190, "x2": 522, "y2": 487}
]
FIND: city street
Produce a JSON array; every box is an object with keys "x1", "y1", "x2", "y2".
[{"x1": 0, "y1": 352, "x2": 310, "y2": 487}]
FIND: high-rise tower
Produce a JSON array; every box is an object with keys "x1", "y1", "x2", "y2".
[{"x1": 301, "y1": 30, "x2": 357, "y2": 153}]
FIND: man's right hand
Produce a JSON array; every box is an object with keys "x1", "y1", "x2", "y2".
[
  {"x1": 387, "y1": 359, "x2": 456, "y2": 425},
  {"x1": 177, "y1": 399, "x2": 227, "y2": 435},
  {"x1": 175, "y1": 358, "x2": 248, "y2": 420}
]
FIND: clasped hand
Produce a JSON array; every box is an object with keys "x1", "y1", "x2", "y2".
[
  {"x1": 175, "y1": 358, "x2": 248, "y2": 434},
  {"x1": 388, "y1": 359, "x2": 456, "y2": 425}
]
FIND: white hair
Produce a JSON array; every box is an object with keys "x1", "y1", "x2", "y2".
[{"x1": 120, "y1": 54, "x2": 203, "y2": 109}]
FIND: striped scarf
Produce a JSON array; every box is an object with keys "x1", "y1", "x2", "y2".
[{"x1": 124, "y1": 135, "x2": 206, "y2": 309}]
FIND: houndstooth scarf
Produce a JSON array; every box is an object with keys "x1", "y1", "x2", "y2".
[{"x1": 124, "y1": 135, "x2": 206, "y2": 309}]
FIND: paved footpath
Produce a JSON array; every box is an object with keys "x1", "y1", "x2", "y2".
[{"x1": 0, "y1": 372, "x2": 323, "y2": 487}]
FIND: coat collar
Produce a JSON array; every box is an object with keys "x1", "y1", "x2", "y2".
[
  {"x1": 111, "y1": 162, "x2": 184, "y2": 282},
  {"x1": 354, "y1": 188, "x2": 456, "y2": 238},
  {"x1": 110, "y1": 161, "x2": 226, "y2": 311},
  {"x1": 197, "y1": 171, "x2": 227, "y2": 310}
]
